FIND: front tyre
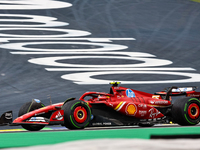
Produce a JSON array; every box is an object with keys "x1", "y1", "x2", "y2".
[
  {"x1": 62, "y1": 100, "x2": 91, "y2": 129},
  {"x1": 18, "y1": 100, "x2": 45, "y2": 131},
  {"x1": 172, "y1": 97, "x2": 200, "y2": 126}
]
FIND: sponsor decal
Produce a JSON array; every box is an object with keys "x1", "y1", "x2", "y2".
[
  {"x1": 152, "y1": 95, "x2": 160, "y2": 99},
  {"x1": 149, "y1": 108, "x2": 160, "y2": 118},
  {"x1": 172, "y1": 87, "x2": 193, "y2": 92},
  {"x1": 103, "y1": 122, "x2": 112, "y2": 125},
  {"x1": 29, "y1": 117, "x2": 46, "y2": 122},
  {"x1": 34, "y1": 99, "x2": 41, "y2": 103},
  {"x1": 139, "y1": 110, "x2": 147, "y2": 117},
  {"x1": 55, "y1": 111, "x2": 63, "y2": 120},
  {"x1": 91, "y1": 114, "x2": 94, "y2": 120},
  {"x1": 29, "y1": 117, "x2": 37, "y2": 122},
  {"x1": 149, "y1": 100, "x2": 169, "y2": 105},
  {"x1": 92, "y1": 122, "x2": 112, "y2": 126},
  {"x1": 5, "y1": 113, "x2": 12, "y2": 120},
  {"x1": 50, "y1": 110, "x2": 64, "y2": 121},
  {"x1": 188, "y1": 94, "x2": 200, "y2": 97},
  {"x1": 154, "y1": 101, "x2": 169, "y2": 105},
  {"x1": 117, "y1": 95, "x2": 121, "y2": 99},
  {"x1": 126, "y1": 89, "x2": 135, "y2": 98},
  {"x1": 150, "y1": 101, "x2": 154, "y2": 104},
  {"x1": 138, "y1": 104, "x2": 147, "y2": 108},
  {"x1": 92, "y1": 122, "x2": 102, "y2": 126},
  {"x1": 126, "y1": 103, "x2": 137, "y2": 115}
]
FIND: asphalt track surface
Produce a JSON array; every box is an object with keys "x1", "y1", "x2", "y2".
[
  {"x1": 1, "y1": 1, "x2": 200, "y2": 149},
  {"x1": 1, "y1": 0, "x2": 200, "y2": 143},
  {"x1": 1, "y1": 0, "x2": 200, "y2": 119}
]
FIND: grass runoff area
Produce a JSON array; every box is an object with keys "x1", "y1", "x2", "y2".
[{"x1": 1, "y1": 126, "x2": 200, "y2": 148}]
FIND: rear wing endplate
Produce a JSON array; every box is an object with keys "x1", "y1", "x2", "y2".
[{"x1": 0, "y1": 111, "x2": 12, "y2": 126}]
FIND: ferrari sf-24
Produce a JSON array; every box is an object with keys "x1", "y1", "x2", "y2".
[{"x1": 1, "y1": 82, "x2": 200, "y2": 131}]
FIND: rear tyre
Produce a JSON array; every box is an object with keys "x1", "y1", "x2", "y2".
[
  {"x1": 62, "y1": 100, "x2": 91, "y2": 129},
  {"x1": 18, "y1": 100, "x2": 45, "y2": 131},
  {"x1": 172, "y1": 97, "x2": 200, "y2": 126}
]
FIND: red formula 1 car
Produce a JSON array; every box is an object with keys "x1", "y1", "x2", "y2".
[{"x1": 1, "y1": 82, "x2": 200, "y2": 131}]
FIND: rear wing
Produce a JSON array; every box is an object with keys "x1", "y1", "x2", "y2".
[
  {"x1": 165, "y1": 86, "x2": 197, "y2": 93},
  {"x1": 156, "y1": 86, "x2": 197, "y2": 94},
  {"x1": 155, "y1": 86, "x2": 198, "y2": 100}
]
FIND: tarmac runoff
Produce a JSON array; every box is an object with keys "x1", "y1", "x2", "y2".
[{"x1": 1, "y1": 125, "x2": 200, "y2": 149}]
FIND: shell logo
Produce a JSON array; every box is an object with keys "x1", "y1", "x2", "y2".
[{"x1": 126, "y1": 104, "x2": 137, "y2": 115}]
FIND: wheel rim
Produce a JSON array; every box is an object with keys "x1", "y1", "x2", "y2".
[
  {"x1": 73, "y1": 106, "x2": 87, "y2": 123},
  {"x1": 188, "y1": 103, "x2": 200, "y2": 119}
]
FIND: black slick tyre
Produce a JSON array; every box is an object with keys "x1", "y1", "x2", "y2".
[
  {"x1": 172, "y1": 97, "x2": 200, "y2": 126},
  {"x1": 62, "y1": 100, "x2": 91, "y2": 129},
  {"x1": 18, "y1": 100, "x2": 45, "y2": 131}
]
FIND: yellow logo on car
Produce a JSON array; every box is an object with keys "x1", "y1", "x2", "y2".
[{"x1": 126, "y1": 104, "x2": 136, "y2": 115}]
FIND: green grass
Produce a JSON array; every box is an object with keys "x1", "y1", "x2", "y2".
[{"x1": 191, "y1": 0, "x2": 200, "y2": 3}]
